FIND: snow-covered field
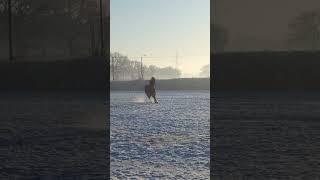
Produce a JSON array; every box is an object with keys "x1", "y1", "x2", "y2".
[
  {"x1": 111, "y1": 91, "x2": 210, "y2": 179},
  {"x1": 0, "y1": 93, "x2": 108, "y2": 179},
  {"x1": 213, "y1": 94, "x2": 320, "y2": 179}
]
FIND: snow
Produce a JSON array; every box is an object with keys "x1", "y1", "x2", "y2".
[{"x1": 111, "y1": 91, "x2": 210, "y2": 179}]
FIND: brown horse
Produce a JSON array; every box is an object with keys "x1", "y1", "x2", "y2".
[{"x1": 144, "y1": 77, "x2": 158, "y2": 103}]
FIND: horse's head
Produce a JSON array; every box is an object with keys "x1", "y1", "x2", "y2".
[{"x1": 150, "y1": 77, "x2": 156, "y2": 86}]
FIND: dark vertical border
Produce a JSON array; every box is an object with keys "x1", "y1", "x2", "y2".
[
  {"x1": 209, "y1": 1, "x2": 213, "y2": 179},
  {"x1": 105, "y1": 0, "x2": 110, "y2": 178},
  {"x1": 210, "y1": 0, "x2": 214, "y2": 179}
]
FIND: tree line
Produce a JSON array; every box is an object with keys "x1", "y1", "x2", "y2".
[
  {"x1": 110, "y1": 52, "x2": 182, "y2": 80},
  {"x1": 110, "y1": 52, "x2": 210, "y2": 80},
  {"x1": 213, "y1": 9, "x2": 320, "y2": 52}
]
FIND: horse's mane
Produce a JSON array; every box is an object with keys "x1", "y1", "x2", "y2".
[{"x1": 150, "y1": 77, "x2": 156, "y2": 86}]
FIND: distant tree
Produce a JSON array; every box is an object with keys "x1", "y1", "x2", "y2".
[
  {"x1": 148, "y1": 65, "x2": 157, "y2": 76},
  {"x1": 212, "y1": 24, "x2": 228, "y2": 53},
  {"x1": 144, "y1": 65, "x2": 157, "y2": 79},
  {"x1": 154, "y1": 67, "x2": 181, "y2": 79},
  {"x1": 110, "y1": 52, "x2": 181, "y2": 80},
  {"x1": 199, "y1": 64, "x2": 210, "y2": 77},
  {"x1": 110, "y1": 52, "x2": 143, "y2": 80},
  {"x1": 288, "y1": 10, "x2": 320, "y2": 50}
]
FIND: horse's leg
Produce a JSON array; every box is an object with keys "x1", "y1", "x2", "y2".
[
  {"x1": 145, "y1": 90, "x2": 151, "y2": 99},
  {"x1": 153, "y1": 95, "x2": 158, "y2": 103}
]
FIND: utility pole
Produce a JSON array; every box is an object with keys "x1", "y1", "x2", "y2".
[{"x1": 8, "y1": 0, "x2": 13, "y2": 62}]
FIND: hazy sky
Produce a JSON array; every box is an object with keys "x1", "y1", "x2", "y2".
[
  {"x1": 111, "y1": 0, "x2": 210, "y2": 77},
  {"x1": 212, "y1": 0, "x2": 320, "y2": 51}
]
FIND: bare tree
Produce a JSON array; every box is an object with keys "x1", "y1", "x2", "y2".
[{"x1": 110, "y1": 52, "x2": 182, "y2": 80}]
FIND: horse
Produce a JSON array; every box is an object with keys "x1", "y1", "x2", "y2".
[{"x1": 144, "y1": 77, "x2": 158, "y2": 103}]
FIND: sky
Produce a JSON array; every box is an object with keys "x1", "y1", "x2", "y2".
[
  {"x1": 212, "y1": 0, "x2": 320, "y2": 51},
  {"x1": 111, "y1": 0, "x2": 210, "y2": 77}
]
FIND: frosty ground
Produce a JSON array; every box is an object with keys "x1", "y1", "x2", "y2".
[
  {"x1": 111, "y1": 91, "x2": 210, "y2": 179},
  {"x1": 213, "y1": 93, "x2": 320, "y2": 179},
  {"x1": 0, "y1": 92, "x2": 108, "y2": 179}
]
